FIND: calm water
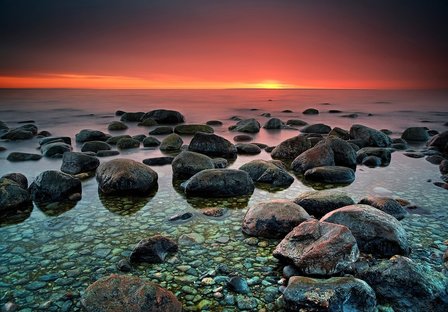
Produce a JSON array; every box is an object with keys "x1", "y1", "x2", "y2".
[{"x1": 0, "y1": 89, "x2": 447, "y2": 311}]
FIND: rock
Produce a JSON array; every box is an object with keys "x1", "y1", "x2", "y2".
[
  {"x1": 39, "y1": 136, "x2": 71, "y2": 146},
  {"x1": 356, "y1": 147, "x2": 391, "y2": 166},
  {"x1": 239, "y1": 160, "x2": 294, "y2": 187},
  {"x1": 304, "y1": 166, "x2": 355, "y2": 184},
  {"x1": 362, "y1": 155, "x2": 382, "y2": 167},
  {"x1": 228, "y1": 277, "x2": 250, "y2": 294},
  {"x1": 142, "y1": 157, "x2": 174, "y2": 166},
  {"x1": 206, "y1": 120, "x2": 223, "y2": 126},
  {"x1": 119, "y1": 112, "x2": 145, "y2": 122},
  {"x1": 142, "y1": 109, "x2": 185, "y2": 124},
  {"x1": 300, "y1": 123, "x2": 331, "y2": 134},
  {"x1": 75, "y1": 129, "x2": 110, "y2": 143},
  {"x1": 106, "y1": 135, "x2": 132, "y2": 145},
  {"x1": 401, "y1": 127, "x2": 429, "y2": 142},
  {"x1": 116, "y1": 259, "x2": 132, "y2": 272},
  {"x1": 201, "y1": 207, "x2": 227, "y2": 217},
  {"x1": 273, "y1": 219, "x2": 359, "y2": 275},
  {"x1": 172, "y1": 151, "x2": 214, "y2": 179},
  {"x1": 359, "y1": 196, "x2": 408, "y2": 220},
  {"x1": 282, "y1": 109, "x2": 293, "y2": 113},
  {"x1": 0, "y1": 127, "x2": 34, "y2": 140},
  {"x1": 229, "y1": 118, "x2": 260, "y2": 133},
  {"x1": 160, "y1": 133, "x2": 183, "y2": 151},
  {"x1": 116, "y1": 137, "x2": 140, "y2": 149},
  {"x1": 0, "y1": 120, "x2": 8, "y2": 130},
  {"x1": 282, "y1": 276, "x2": 376, "y2": 312},
  {"x1": 321, "y1": 204, "x2": 410, "y2": 257},
  {"x1": 291, "y1": 143, "x2": 334, "y2": 173},
  {"x1": 149, "y1": 126, "x2": 173, "y2": 135},
  {"x1": 235, "y1": 143, "x2": 261, "y2": 155},
  {"x1": 97, "y1": 150, "x2": 120, "y2": 157},
  {"x1": 41, "y1": 142, "x2": 72, "y2": 157},
  {"x1": 242, "y1": 200, "x2": 310, "y2": 238},
  {"x1": 426, "y1": 155, "x2": 445, "y2": 165},
  {"x1": 263, "y1": 118, "x2": 286, "y2": 129},
  {"x1": 294, "y1": 190, "x2": 354, "y2": 218},
  {"x1": 329, "y1": 127, "x2": 350, "y2": 140},
  {"x1": 325, "y1": 136, "x2": 357, "y2": 169},
  {"x1": 302, "y1": 108, "x2": 319, "y2": 115},
  {"x1": 358, "y1": 256, "x2": 448, "y2": 312},
  {"x1": 0, "y1": 146, "x2": 6, "y2": 152},
  {"x1": 61, "y1": 152, "x2": 100, "y2": 175},
  {"x1": 350, "y1": 124, "x2": 391, "y2": 147},
  {"x1": 115, "y1": 110, "x2": 125, "y2": 116},
  {"x1": 7, "y1": 152, "x2": 42, "y2": 162},
  {"x1": 271, "y1": 135, "x2": 313, "y2": 160},
  {"x1": 2, "y1": 173, "x2": 28, "y2": 189},
  {"x1": 174, "y1": 124, "x2": 214, "y2": 135},
  {"x1": 212, "y1": 158, "x2": 228, "y2": 168},
  {"x1": 391, "y1": 138, "x2": 408, "y2": 150},
  {"x1": 341, "y1": 113, "x2": 358, "y2": 118},
  {"x1": 427, "y1": 130, "x2": 448, "y2": 152},
  {"x1": 132, "y1": 134, "x2": 147, "y2": 142},
  {"x1": 286, "y1": 119, "x2": 307, "y2": 126},
  {"x1": 81, "y1": 274, "x2": 182, "y2": 312},
  {"x1": 130, "y1": 235, "x2": 178, "y2": 263},
  {"x1": 138, "y1": 118, "x2": 158, "y2": 127},
  {"x1": 233, "y1": 134, "x2": 253, "y2": 142},
  {"x1": 0, "y1": 177, "x2": 31, "y2": 212},
  {"x1": 168, "y1": 212, "x2": 193, "y2": 221},
  {"x1": 96, "y1": 158, "x2": 158, "y2": 195},
  {"x1": 107, "y1": 121, "x2": 128, "y2": 131},
  {"x1": 81, "y1": 141, "x2": 111, "y2": 153},
  {"x1": 142, "y1": 136, "x2": 161, "y2": 147},
  {"x1": 440, "y1": 159, "x2": 448, "y2": 175},
  {"x1": 29, "y1": 170, "x2": 82, "y2": 203},
  {"x1": 189, "y1": 132, "x2": 237, "y2": 159},
  {"x1": 184, "y1": 169, "x2": 254, "y2": 197}
]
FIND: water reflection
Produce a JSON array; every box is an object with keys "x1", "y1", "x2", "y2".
[
  {"x1": 98, "y1": 187, "x2": 158, "y2": 216},
  {"x1": 36, "y1": 200, "x2": 78, "y2": 217},
  {"x1": 0, "y1": 203, "x2": 33, "y2": 227}
]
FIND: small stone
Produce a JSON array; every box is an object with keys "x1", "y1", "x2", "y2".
[{"x1": 228, "y1": 276, "x2": 250, "y2": 294}]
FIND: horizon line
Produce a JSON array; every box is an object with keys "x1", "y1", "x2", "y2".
[{"x1": 0, "y1": 87, "x2": 447, "y2": 91}]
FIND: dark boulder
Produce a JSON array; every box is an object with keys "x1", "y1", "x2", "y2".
[
  {"x1": 239, "y1": 159, "x2": 294, "y2": 187},
  {"x1": 142, "y1": 136, "x2": 161, "y2": 147},
  {"x1": 291, "y1": 143, "x2": 334, "y2": 173},
  {"x1": 358, "y1": 196, "x2": 408, "y2": 220},
  {"x1": 212, "y1": 158, "x2": 228, "y2": 168},
  {"x1": 350, "y1": 124, "x2": 392, "y2": 147},
  {"x1": 401, "y1": 127, "x2": 429, "y2": 142},
  {"x1": 2, "y1": 173, "x2": 28, "y2": 189},
  {"x1": 440, "y1": 159, "x2": 448, "y2": 175},
  {"x1": 29, "y1": 170, "x2": 82, "y2": 203},
  {"x1": 107, "y1": 121, "x2": 128, "y2": 131},
  {"x1": 7, "y1": 152, "x2": 42, "y2": 162},
  {"x1": 263, "y1": 118, "x2": 286, "y2": 129},
  {"x1": 235, "y1": 143, "x2": 261, "y2": 155},
  {"x1": 427, "y1": 130, "x2": 448, "y2": 152},
  {"x1": 119, "y1": 112, "x2": 145, "y2": 122},
  {"x1": 286, "y1": 119, "x2": 307, "y2": 126},
  {"x1": 229, "y1": 118, "x2": 261, "y2": 133},
  {"x1": 75, "y1": 129, "x2": 110, "y2": 143},
  {"x1": 41, "y1": 142, "x2": 72, "y2": 157},
  {"x1": 206, "y1": 120, "x2": 223, "y2": 126},
  {"x1": 116, "y1": 137, "x2": 140, "y2": 150},
  {"x1": 149, "y1": 126, "x2": 173, "y2": 135},
  {"x1": 159, "y1": 133, "x2": 183, "y2": 151},
  {"x1": 172, "y1": 151, "x2": 214, "y2": 179},
  {"x1": 39, "y1": 136, "x2": 71, "y2": 146},
  {"x1": 106, "y1": 135, "x2": 132, "y2": 145},
  {"x1": 304, "y1": 166, "x2": 355, "y2": 184},
  {"x1": 142, "y1": 109, "x2": 185, "y2": 124},
  {"x1": 233, "y1": 134, "x2": 253, "y2": 142},
  {"x1": 174, "y1": 124, "x2": 214, "y2": 135},
  {"x1": 189, "y1": 132, "x2": 237, "y2": 159},
  {"x1": 302, "y1": 108, "x2": 319, "y2": 115},
  {"x1": 328, "y1": 127, "x2": 350, "y2": 140},
  {"x1": 356, "y1": 147, "x2": 391, "y2": 166},
  {"x1": 142, "y1": 157, "x2": 174, "y2": 166},
  {"x1": 0, "y1": 177, "x2": 31, "y2": 212},
  {"x1": 362, "y1": 155, "x2": 382, "y2": 167},
  {"x1": 130, "y1": 235, "x2": 178, "y2": 263},
  {"x1": 138, "y1": 118, "x2": 158, "y2": 127},
  {"x1": 81, "y1": 141, "x2": 111, "y2": 153},
  {"x1": 271, "y1": 135, "x2": 313, "y2": 160},
  {"x1": 61, "y1": 152, "x2": 100, "y2": 175},
  {"x1": 294, "y1": 190, "x2": 354, "y2": 218},
  {"x1": 300, "y1": 123, "x2": 331, "y2": 134}
]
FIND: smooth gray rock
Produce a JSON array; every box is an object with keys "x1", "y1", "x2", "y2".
[
  {"x1": 61, "y1": 152, "x2": 100, "y2": 175},
  {"x1": 229, "y1": 118, "x2": 260, "y2": 133},
  {"x1": 189, "y1": 132, "x2": 237, "y2": 159},
  {"x1": 239, "y1": 159, "x2": 294, "y2": 187},
  {"x1": 75, "y1": 129, "x2": 110, "y2": 143},
  {"x1": 160, "y1": 133, "x2": 183, "y2": 151},
  {"x1": 304, "y1": 166, "x2": 355, "y2": 184},
  {"x1": 172, "y1": 151, "x2": 214, "y2": 179},
  {"x1": 29, "y1": 170, "x2": 82, "y2": 203},
  {"x1": 294, "y1": 190, "x2": 355, "y2": 218},
  {"x1": 7, "y1": 152, "x2": 42, "y2": 162}
]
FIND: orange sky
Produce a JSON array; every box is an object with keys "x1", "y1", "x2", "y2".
[{"x1": 1, "y1": 1, "x2": 447, "y2": 89}]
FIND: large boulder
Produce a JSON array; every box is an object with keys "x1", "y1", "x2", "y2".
[
  {"x1": 239, "y1": 159, "x2": 294, "y2": 187},
  {"x1": 174, "y1": 124, "x2": 213, "y2": 135},
  {"x1": 75, "y1": 129, "x2": 110, "y2": 143},
  {"x1": 0, "y1": 177, "x2": 31, "y2": 212},
  {"x1": 273, "y1": 219, "x2": 359, "y2": 275},
  {"x1": 172, "y1": 151, "x2": 214, "y2": 179},
  {"x1": 401, "y1": 127, "x2": 429, "y2": 142},
  {"x1": 427, "y1": 130, "x2": 448, "y2": 152},
  {"x1": 142, "y1": 109, "x2": 185, "y2": 124},
  {"x1": 184, "y1": 169, "x2": 254, "y2": 197},
  {"x1": 271, "y1": 135, "x2": 313, "y2": 160},
  {"x1": 291, "y1": 143, "x2": 334, "y2": 173},
  {"x1": 358, "y1": 256, "x2": 448, "y2": 312},
  {"x1": 304, "y1": 166, "x2": 355, "y2": 184},
  {"x1": 294, "y1": 190, "x2": 355, "y2": 218},
  {"x1": 356, "y1": 147, "x2": 391, "y2": 166},
  {"x1": 130, "y1": 235, "x2": 178, "y2": 263},
  {"x1": 96, "y1": 159, "x2": 158, "y2": 195},
  {"x1": 282, "y1": 276, "x2": 376, "y2": 312},
  {"x1": 325, "y1": 136, "x2": 357, "y2": 169},
  {"x1": 61, "y1": 152, "x2": 100, "y2": 175},
  {"x1": 321, "y1": 204, "x2": 410, "y2": 257},
  {"x1": 300, "y1": 123, "x2": 331, "y2": 134},
  {"x1": 242, "y1": 200, "x2": 310, "y2": 238},
  {"x1": 41, "y1": 142, "x2": 72, "y2": 157},
  {"x1": 358, "y1": 196, "x2": 408, "y2": 220},
  {"x1": 229, "y1": 118, "x2": 261, "y2": 133},
  {"x1": 29, "y1": 170, "x2": 82, "y2": 203},
  {"x1": 189, "y1": 132, "x2": 237, "y2": 159},
  {"x1": 350, "y1": 124, "x2": 391, "y2": 147},
  {"x1": 81, "y1": 274, "x2": 182, "y2": 312}
]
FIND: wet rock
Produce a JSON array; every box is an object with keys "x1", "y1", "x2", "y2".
[
  {"x1": 229, "y1": 118, "x2": 261, "y2": 133},
  {"x1": 426, "y1": 155, "x2": 445, "y2": 165},
  {"x1": 96, "y1": 150, "x2": 120, "y2": 157},
  {"x1": 75, "y1": 129, "x2": 110, "y2": 143},
  {"x1": 81, "y1": 141, "x2": 111, "y2": 153},
  {"x1": 142, "y1": 109, "x2": 185, "y2": 124},
  {"x1": 300, "y1": 123, "x2": 331, "y2": 134},
  {"x1": 2, "y1": 173, "x2": 28, "y2": 189},
  {"x1": 96, "y1": 158, "x2": 158, "y2": 195},
  {"x1": 391, "y1": 138, "x2": 408, "y2": 150},
  {"x1": 130, "y1": 235, "x2": 178, "y2": 263},
  {"x1": 341, "y1": 113, "x2": 358, "y2": 118},
  {"x1": 359, "y1": 196, "x2": 408, "y2": 220},
  {"x1": 142, "y1": 156, "x2": 174, "y2": 166},
  {"x1": 273, "y1": 219, "x2": 359, "y2": 275},
  {"x1": 116, "y1": 137, "x2": 140, "y2": 149},
  {"x1": 228, "y1": 277, "x2": 250, "y2": 294},
  {"x1": 233, "y1": 134, "x2": 253, "y2": 142},
  {"x1": 362, "y1": 155, "x2": 382, "y2": 167},
  {"x1": 350, "y1": 124, "x2": 392, "y2": 147},
  {"x1": 0, "y1": 120, "x2": 8, "y2": 130},
  {"x1": 235, "y1": 143, "x2": 261, "y2": 155},
  {"x1": 172, "y1": 151, "x2": 214, "y2": 179},
  {"x1": 7, "y1": 152, "x2": 42, "y2": 162},
  {"x1": 291, "y1": 143, "x2": 335, "y2": 173},
  {"x1": 212, "y1": 158, "x2": 228, "y2": 168},
  {"x1": 107, "y1": 121, "x2": 128, "y2": 131},
  {"x1": 132, "y1": 134, "x2": 147, "y2": 142},
  {"x1": 206, "y1": 120, "x2": 223, "y2": 126},
  {"x1": 41, "y1": 142, "x2": 72, "y2": 157},
  {"x1": 61, "y1": 152, "x2": 100, "y2": 175},
  {"x1": 201, "y1": 207, "x2": 227, "y2": 217},
  {"x1": 427, "y1": 130, "x2": 448, "y2": 152},
  {"x1": 403, "y1": 152, "x2": 425, "y2": 158},
  {"x1": 174, "y1": 124, "x2": 214, "y2": 135},
  {"x1": 0, "y1": 177, "x2": 31, "y2": 212},
  {"x1": 29, "y1": 170, "x2": 82, "y2": 203},
  {"x1": 169, "y1": 212, "x2": 193, "y2": 221},
  {"x1": 149, "y1": 126, "x2": 173, "y2": 135},
  {"x1": 282, "y1": 276, "x2": 376, "y2": 312},
  {"x1": 106, "y1": 135, "x2": 132, "y2": 145},
  {"x1": 184, "y1": 169, "x2": 254, "y2": 197},
  {"x1": 321, "y1": 204, "x2": 410, "y2": 257},
  {"x1": 328, "y1": 127, "x2": 350, "y2": 140},
  {"x1": 160, "y1": 133, "x2": 183, "y2": 151},
  {"x1": 0, "y1": 127, "x2": 35, "y2": 140},
  {"x1": 294, "y1": 190, "x2": 354, "y2": 218},
  {"x1": 119, "y1": 111, "x2": 145, "y2": 122},
  {"x1": 0, "y1": 146, "x2": 6, "y2": 152},
  {"x1": 358, "y1": 256, "x2": 448, "y2": 312},
  {"x1": 401, "y1": 127, "x2": 429, "y2": 142},
  {"x1": 39, "y1": 136, "x2": 71, "y2": 146},
  {"x1": 263, "y1": 118, "x2": 286, "y2": 129},
  {"x1": 304, "y1": 166, "x2": 355, "y2": 184},
  {"x1": 138, "y1": 118, "x2": 158, "y2": 127},
  {"x1": 302, "y1": 108, "x2": 319, "y2": 115},
  {"x1": 286, "y1": 119, "x2": 307, "y2": 126},
  {"x1": 239, "y1": 159, "x2": 294, "y2": 187},
  {"x1": 271, "y1": 135, "x2": 313, "y2": 160},
  {"x1": 189, "y1": 132, "x2": 237, "y2": 159},
  {"x1": 242, "y1": 199, "x2": 310, "y2": 238},
  {"x1": 440, "y1": 159, "x2": 448, "y2": 175},
  {"x1": 115, "y1": 110, "x2": 125, "y2": 116},
  {"x1": 81, "y1": 274, "x2": 182, "y2": 312},
  {"x1": 356, "y1": 147, "x2": 391, "y2": 166},
  {"x1": 117, "y1": 259, "x2": 132, "y2": 272}
]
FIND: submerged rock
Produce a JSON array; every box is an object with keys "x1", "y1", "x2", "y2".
[
  {"x1": 29, "y1": 170, "x2": 82, "y2": 203},
  {"x1": 239, "y1": 159, "x2": 294, "y2": 187},
  {"x1": 300, "y1": 123, "x2": 331, "y2": 134},
  {"x1": 229, "y1": 118, "x2": 260, "y2": 133},
  {"x1": 7, "y1": 152, "x2": 42, "y2": 162},
  {"x1": 107, "y1": 121, "x2": 128, "y2": 131},
  {"x1": 294, "y1": 190, "x2": 355, "y2": 218},
  {"x1": 160, "y1": 133, "x2": 183, "y2": 151},
  {"x1": 61, "y1": 152, "x2": 100, "y2": 175},
  {"x1": 142, "y1": 109, "x2": 185, "y2": 124},
  {"x1": 233, "y1": 134, "x2": 253, "y2": 142},
  {"x1": 130, "y1": 235, "x2": 178, "y2": 263},
  {"x1": 271, "y1": 135, "x2": 313, "y2": 160},
  {"x1": 81, "y1": 141, "x2": 112, "y2": 153},
  {"x1": 228, "y1": 277, "x2": 250, "y2": 294},
  {"x1": 174, "y1": 124, "x2": 214, "y2": 135},
  {"x1": 75, "y1": 129, "x2": 110, "y2": 143},
  {"x1": 0, "y1": 177, "x2": 31, "y2": 212},
  {"x1": 172, "y1": 151, "x2": 214, "y2": 179},
  {"x1": 273, "y1": 219, "x2": 359, "y2": 275},
  {"x1": 358, "y1": 196, "x2": 408, "y2": 220},
  {"x1": 304, "y1": 166, "x2": 355, "y2": 184},
  {"x1": 189, "y1": 132, "x2": 237, "y2": 159}
]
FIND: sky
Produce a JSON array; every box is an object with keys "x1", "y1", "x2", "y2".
[{"x1": 0, "y1": 0, "x2": 447, "y2": 89}]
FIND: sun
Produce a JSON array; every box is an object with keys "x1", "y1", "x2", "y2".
[{"x1": 252, "y1": 80, "x2": 293, "y2": 89}]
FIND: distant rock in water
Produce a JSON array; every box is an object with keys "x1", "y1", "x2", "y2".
[
  {"x1": 61, "y1": 152, "x2": 100, "y2": 175},
  {"x1": 29, "y1": 170, "x2": 82, "y2": 203},
  {"x1": 229, "y1": 118, "x2": 261, "y2": 133},
  {"x1": 76, "y1": 129, "x2": 110, "y2": 143},
  {"x1": 160, "y1": 133, "x2": 183, "y2": 151},
  {"x1": 142, "y1": 109, "x2": 185, "y2": 124},
  {"x1": 263, "y1": 118, "x2": 286, "y2": 129},
  {"x1": 7, "y1": 152, "x2": 42, "y2": 162},
  {"x1": 401, "y1": 127, "x2": 429, "y2": 142},
  {"x1": 304, "y1": 166, "x2": 355, "y2": 184},
  {"x1": 149, "y1": 126, "x2": 173, "y2": 135},
  {"x1": 206, "y1": 120, "x2": 223, "y2": 126},
  {"x1": 119, "y1": 111, "x2": 145, "y2": 122},
  {"x1": 300, "y1": 123, "x2": 331, "y2": 134},
  {"x1": 41, "y1": 142, "x2": 72, "y2": 158},
  {"x1": 286, "y1": 119, "x2": 307, "y2": 126},
  {"x1": 174, "y1": 124, "x2": 214, "y2": 135},
  {"x1": 233, "y1": 134, "x2": 253, "y2": 142},
  {"x1": 81, "y1": 141, "x2": 111, "y2": 153},
  {"x1": 349, "y1": 124, "x2": 391, "y2": 147},
  {"x1": 172, "y1": 151, "x2": 214, "y2": 179},
  {"x1": 189, "y1": 132, "x2": 237, "y2": 159},
  {"x1": 107, "y1": 121, "x2": 128, "y2": 131},
  {"x1": 302, "y1": 108, "x2": 319, "y2": 115}
]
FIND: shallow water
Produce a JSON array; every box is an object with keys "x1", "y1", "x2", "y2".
[{"x1": 0, "y1": 89, "x2": 447, "y2": 311}]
